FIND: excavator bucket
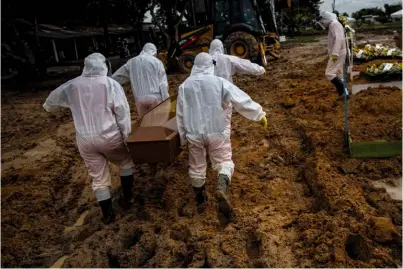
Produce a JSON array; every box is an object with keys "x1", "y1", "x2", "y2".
[{"x1": 263, "y1": 33, "x2": 281, "y2": 59}]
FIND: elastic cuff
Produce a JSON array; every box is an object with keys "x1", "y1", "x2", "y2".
[
  {"x1": 120, "y1": 168, "x2": 134, "y2": 176},
  {"x1": 191, "y1": 177, "x2": 206, "y2": 188},
  {"x1": 95, "y1": 187, "x2": 111, "y2": 202},
  {"x1": 257, "y1": 112, "x2": 266, "y2": 121},
  {"x1": 217, "y1": 166, "x2": 233, "y2": 180},
  {"x1": 43, "y1": 102, "x2": 52, "y2": 112}
]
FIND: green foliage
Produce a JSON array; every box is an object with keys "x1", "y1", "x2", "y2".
[
  {"x1": 384, "y1": 3, "x2": 402, "y2": 17},
  {"x1": 352, "y1": 7, "x2": 385, "y2": 20},
  {"x1": 273, "y1": 0, "x2": 321, "y2": 35}
]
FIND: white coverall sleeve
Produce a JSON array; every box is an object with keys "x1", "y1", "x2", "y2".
[
  {"x1": 176, "y1": 85, "x2": 187, "y2": 146},
  {"x1": 222, "y1": 79, "x2": 265, "y2": 121},
  {"x1": 158, "y1": 61, "x2": 169, "y2": 100},
  {"x1": 229, "y1": 56, "x2": 265, "y2": 75},
  {"x1": 112, "y1": 62, "x2": 130, "y2": 85},
  {"x1": 43, "y1": 81, "x2": 72, "y2": 112},
  {"x1": 111, "y1": 80, "x2": 132, "y2": 139},
  {"x1": 330, "y1": 22, "x2": 344, "y2": 57}
]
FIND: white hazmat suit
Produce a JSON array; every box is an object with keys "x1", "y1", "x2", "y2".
[
  {"x1": 43, "y1": 53, "x2": 134, "y2": 202},
  {"x1": 318, "y1": 11, "x2": 347, "y2": 98},
  {"x1": 176, "y1": 52, "x2": 265, "y2": 188},
  {"x1": 112, "y1": 43, "x2": 169, "y2": 117},
  {"x1": 209, "y1": 39, "x2": 266, "y2": 138},
  {"x1": 209, "y1": 39, "x2": 265, "y2": 83}
]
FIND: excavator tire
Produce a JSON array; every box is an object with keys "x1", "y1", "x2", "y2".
[
  {"x1": 224, "y1": 31, "x2": 259, "y2": 60},
  {"x1": 178, "y1": 53, "x2": 196, "y2": 74}
]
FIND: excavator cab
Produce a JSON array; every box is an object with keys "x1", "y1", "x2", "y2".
[{"x1": 160, "y1": 0, "x2": 291, "y2": 73}]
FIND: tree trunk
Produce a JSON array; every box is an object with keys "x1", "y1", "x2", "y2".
[
  {"x1": 150, "y1": 0, "x2": 171, "y2": 49},
  {"x1": 34, "y1": 15, "x2": 46, "y2": 79},
  {"x1": 101, "y1": 0, "x2": 110, "y2": 56},
  {"x1": 174, "y1": 1, "x2": 189, "y2": 42}
]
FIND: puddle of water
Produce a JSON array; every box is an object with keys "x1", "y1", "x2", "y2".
[
  {"x1": 63, "y1": 210, "x2": 89, "y2": 233},
  {"x1": 372, "y1": 178, "x2": 402, "y2": 201},
  {"x1": 50, "y1": 255, "x2": 69, "y2": 268}
]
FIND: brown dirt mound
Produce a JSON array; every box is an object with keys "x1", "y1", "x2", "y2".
[{"x1": 348, "y1": 86, "x2": 402, "y2": 141}]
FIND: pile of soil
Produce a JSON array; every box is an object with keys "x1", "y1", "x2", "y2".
[
  {"x1": 1, "y1": 34, "x2": 401, "y2": 268},
  {"x1": 347, "y1": 86, "x2": 402, "y2": 141}
]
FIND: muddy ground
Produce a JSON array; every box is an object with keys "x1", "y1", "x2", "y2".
[{"x1": 2, "y1": 33, "x2": 402, "y2": 268}]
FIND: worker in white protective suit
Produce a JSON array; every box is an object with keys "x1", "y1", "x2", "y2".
[
  {"x1": 43, "y1": 53, "x2": 135, "y2": 224},
  {"x1": 112, "y1": 43, "x2": 169, "y2": 117},
  {"x1": 176, "y1": 52, "x2": 267, "y2": 218},
  {"x1": 209, "y1": 39, "x2": 266, "y2": 83},
  {"x1": 209, "y1": 39, "x2": 266, "y2": 142},
  {"x1": 316, "y1": 11, "x2": 347, "y2": 101}
]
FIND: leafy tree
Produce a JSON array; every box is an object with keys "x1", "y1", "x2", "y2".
[
  {"x1": 277, "y1": 0, "x2": 322, "y2": 36},
  {"x1": 352, "y1": 7, "x2": 385, "y2": 20},
  {"x1": 342, "y1": 12, "x2": 349, "y2": 17},
  {"x1": 384, "y1": 3, "x2": 402, "y2": 18},
  {"x1": 149, "y1": 0, "x2": 189, "y2": 48},
  {"x1": 1, "y1": 0, "x2": 151, "y2": 82}
]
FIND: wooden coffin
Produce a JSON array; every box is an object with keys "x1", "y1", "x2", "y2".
[{"x1": 126, "y1": 95, "x2": 182, "y2": 164}]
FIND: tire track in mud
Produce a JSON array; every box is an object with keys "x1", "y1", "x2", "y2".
[{"x1": 275, "y1": 39, "x2": 402, "y2": 267}]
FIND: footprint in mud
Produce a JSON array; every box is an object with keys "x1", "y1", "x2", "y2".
[
  {"x1": 122, "y1": 230, "x2": 144, "y2": 249},
  {"x1": 246, "y1": 232, "x2": 262, "y2": 260},
  {"x1": 107, "y1": 251, "x2": 120, "y2": 268},
  {"x1": 345, "y1": 234, "x2": 371, "y2": 261}
]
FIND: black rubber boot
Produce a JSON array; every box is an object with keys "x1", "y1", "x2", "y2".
[
  {"x1": 330, "y1": 77, "x2": 346, "y2": 99},
  {"x1": 336, "y1": 94, "x2": 350, "y2": 102},
  {"x1": 194, "y1": 185, "x2": 207, "y2": 214},
  {"x1": 99, "y1": 198, "x2": 115, "y2": 224},
  {"x1": 120, "y1": 175, "x2": 134, "y2": 210},
  {"x1": 216, "y1": 174, "x2": 232, "y2": 217}
]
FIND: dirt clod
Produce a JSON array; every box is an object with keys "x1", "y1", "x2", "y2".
[{"x1": 369, "y1": 216, "x2": 399, "y2": 243}]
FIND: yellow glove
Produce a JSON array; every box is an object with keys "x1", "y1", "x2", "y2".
[
  {"x1": 170, "y1": 100, "x2": 177, "y2": 113},
  {"x1": 331, "y1": 55, "x2": 338, "y2": 62},
  {"x1": 260, "y1": 116, "x2": 267, "y2": 129}
]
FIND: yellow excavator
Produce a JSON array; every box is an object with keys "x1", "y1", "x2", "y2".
[{"x1": 158, "y1": 0, "x2": 291, "y2": 73}]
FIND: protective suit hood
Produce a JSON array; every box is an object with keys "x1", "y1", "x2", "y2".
[
  {"x1": 209, "y1": 39, "x2": 224, "y2": 55},
  {"x1": 82, "y1": 53, "x2": 108, "y2": 77},
  {"x1": 140, "y1": 43, "x2": 157, "y2": 56},
  {"x1": 317, "y1": 11, "x2": 337, "y2": 29},
  {"x1": 112, "y1": 42, "x2": 169, "y2": 117},
  {"x1": 191, "y1": 52, "x2": 215, "y2": 76}
]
